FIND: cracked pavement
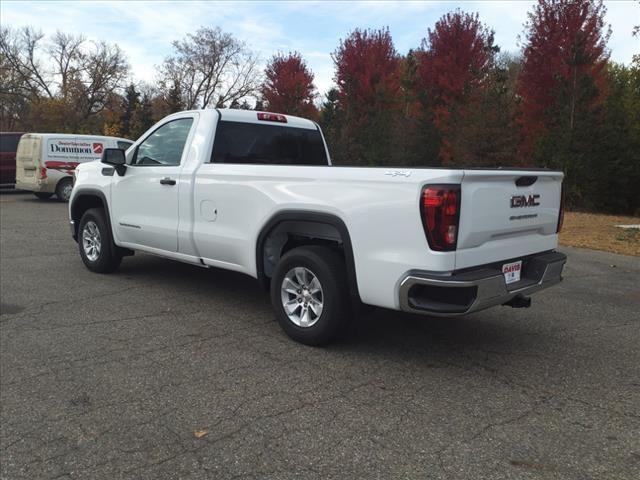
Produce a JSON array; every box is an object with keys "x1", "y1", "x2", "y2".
[{"x1": 1, "y1": 191, "x2": 639, "y2": 479}]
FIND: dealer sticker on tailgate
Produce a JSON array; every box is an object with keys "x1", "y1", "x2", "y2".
[{"x1": 502, "y1": 260, "x2": 522, "y2": 285}]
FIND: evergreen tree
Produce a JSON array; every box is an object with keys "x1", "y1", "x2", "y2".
[
  {"x1": 166, "y1": 80, "x2": 184, "y2": 114},
  {"x1": 120, "y1": 83, "x2": 140, "y2": 137},
  {"x1": 518, "y1": 0, "x2": 611, "y2": 207},
  {"x1": 400, "y1": 49, "x2": 441, "y2": 166},
  {"x1": 319, "y1": 88, "x2": 341, "y2": 162},
  {"x1": 583, "y1": 63, "x2": 640, "y2": 214},
  {"x1": 131, "y1": 93, "x2": 154, "y2": 140}
]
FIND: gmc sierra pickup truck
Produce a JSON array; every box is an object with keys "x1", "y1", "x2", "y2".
[{"x1": 69, "y1": 109, "x2": 567, "y2": 345}]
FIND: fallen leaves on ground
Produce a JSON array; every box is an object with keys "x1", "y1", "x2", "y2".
[{"x1": 560, "y1": 212, "x2": 640, "y2": 256}]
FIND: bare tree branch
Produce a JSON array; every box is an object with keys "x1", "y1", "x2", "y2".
[
  {"x1": 0, "y1": 26, "x2": 52, "y2": 98},
  {"x1": 0, "y1": 26, "x2": 129, "y2": 130},
  {"x1": 159, "y1": 27, "x2": 261, "y2": 110},
  {"x1": 48, "y1": 31, "x2": 85, "y2": 98}
]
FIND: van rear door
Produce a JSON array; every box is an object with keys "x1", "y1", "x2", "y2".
[
  {"x1": 455, "y1": 169, "x2": 563, "y2": 270},
  {"x1": 15, "y1": 135, "x2": 42, "y2": 187}
]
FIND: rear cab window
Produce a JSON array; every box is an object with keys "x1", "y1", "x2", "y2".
[{"x1": 211, "y1": 121, "x2": 328, "y2": 166}]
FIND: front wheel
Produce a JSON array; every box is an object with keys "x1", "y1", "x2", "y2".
[
  {"x1": 270, "y1": 246, "x2": 351, "y2": 346},
  {"x1": 78, "y1": 208, "x2": 122, "y2": 273},
  {"x1": 55, "y1": 178, "x2": 73, "y2": 202}
]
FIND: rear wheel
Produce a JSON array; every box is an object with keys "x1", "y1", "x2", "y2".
[
  {"x1": 55, "y1": 178, "x2": 73, "y2": 202},
  {"x1": 34, "y1": 192, "x2": 53, "y2": 200},
  {"x1": 78, "y1": 208, "x2": 121, "y2": 273},
  {"x1": 270, "y1": 246, "x2": 351, "y2": 346}
]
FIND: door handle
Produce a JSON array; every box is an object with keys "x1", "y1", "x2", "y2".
[{"x1": 160, "y1": 177, "x2": 176, "y2": 186}]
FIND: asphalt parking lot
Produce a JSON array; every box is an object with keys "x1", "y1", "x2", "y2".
[{"x1": 1, "y1": 191, "x2": 639, "y2": 480}]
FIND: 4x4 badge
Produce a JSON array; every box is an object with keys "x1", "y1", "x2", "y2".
[{"x1": 384, "y1": 170, "x2": 411, "y2": 178}]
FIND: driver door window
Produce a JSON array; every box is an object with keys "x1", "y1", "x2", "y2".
[{"x1": 133, "y1": 118, "x2": 193, "y2": 166}]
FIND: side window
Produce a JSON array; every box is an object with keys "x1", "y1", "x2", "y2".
[
  {"x1": 133, "y1": 118, "x2": 193, "y2": 166},
  {"x1": 117, "y1": 141, "x2": 133, "y2": 150}
]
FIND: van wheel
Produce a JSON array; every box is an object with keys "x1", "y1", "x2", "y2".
[
  {"x1": 78, "y1": 208, "x2": 122, "y2": 273},
  {"x1": 34, "y1": 192, "x2": 53, "y2": 200},
  {"x1": 270, "y1": 246, "x2": 351, "y2": 346},
  {"x1": 55, "y1": 178, "x2": 73, "y2": 202}
]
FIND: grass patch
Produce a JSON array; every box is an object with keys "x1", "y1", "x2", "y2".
[{"x1": 559, "y1": 212, "x2": 640, "y2": 256}]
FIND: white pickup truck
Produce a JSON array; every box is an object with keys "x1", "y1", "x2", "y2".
[{"x1": 69, "y1": 109, "x2": 566, "y2": 345}]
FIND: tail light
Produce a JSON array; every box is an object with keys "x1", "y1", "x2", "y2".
[
  {"x1": 257, "y1": 112, "x2": 287, "y2": 123},
  {"x1": 421, "y1": 185, "x2": 461, "y2": 251},
  {"x1": 556, "y1": 185, "x2": 564, "y2": 233},
  {"x1": 39, "y1": 167, "x2": 47, "y2": 179}
]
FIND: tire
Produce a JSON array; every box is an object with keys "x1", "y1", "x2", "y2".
[
  {"x1": 34, "y1": 192, "x2": 53, "y2": 200},
  {"x1": 55, "y1": 178, "x2": 73, "y2": 202},
  {"x1": 270, "y1": 245, "x2": 351, "y2": 346},
  {"x1": 78, "y1": 208, "x2": 122, "y2": 273}
]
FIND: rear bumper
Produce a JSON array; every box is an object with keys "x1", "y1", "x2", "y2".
[
  {"x1": 399, "y1": 251, "x2": 566, "y2": 316},
  {"x1": 15, "y1": 180, "x2": 55, "y2": 193}
]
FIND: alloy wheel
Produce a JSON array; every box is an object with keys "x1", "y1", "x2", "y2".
[{"x1": 280, "y1": 267, "x2": 324, "y2": 327}]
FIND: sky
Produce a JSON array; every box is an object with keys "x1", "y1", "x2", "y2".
[{"x1": 1, "y1": 0, "x2": 638, "y2": 96}]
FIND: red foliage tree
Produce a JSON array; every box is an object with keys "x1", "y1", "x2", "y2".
[
  {"x1": 261, "y1": 52, "x2": 318, "y2": 119},
  {"x1": 417, "y1": 10, "x2": 498, "y2": 165},
  {"x1": 518, "y1": 0, "x2": 610, "y2": 155},
  {"x1": 333, "y1": 28, "x2": 401, "y2": 107},
  {"x1": 332, "y1": 28, "x2": 402, "y2": 164}
]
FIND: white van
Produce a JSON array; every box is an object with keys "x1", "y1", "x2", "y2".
[{"x1": 15, "y1": 133, "x2": 133, "y2": 201}]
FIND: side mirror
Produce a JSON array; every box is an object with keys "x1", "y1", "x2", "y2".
[
  {"x1": 101, "y1": 148, "x2": 126, "y2": 176},
  {"x1": 101, "y1": 148, "x2": 126, "y2": 166}
]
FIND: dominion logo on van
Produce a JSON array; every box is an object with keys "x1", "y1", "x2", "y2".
[
  {"x1": 49, "y1": 141, "x2": 103, "y2": 155},
  {"x1": 510, "y1": 194, "x2": 540, "y2": 208},
  {"x1": 47, "y1": 140, "x2": 105, "y2": 161}
]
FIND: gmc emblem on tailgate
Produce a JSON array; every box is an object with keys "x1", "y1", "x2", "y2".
[{"x1": 510, "y1": 194, "x2": 540, "y2": 208}]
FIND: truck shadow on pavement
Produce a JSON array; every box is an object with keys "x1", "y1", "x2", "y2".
[{"x1": 114, "y1": 253, "x2": 537, "y2": 360}]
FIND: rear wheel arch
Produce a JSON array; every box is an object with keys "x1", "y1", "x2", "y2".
[{"x1": 256, "y1": 211, "x2": 361, "y2": 302}]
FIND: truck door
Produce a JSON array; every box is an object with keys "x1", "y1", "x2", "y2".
[{"x1": 110, "y1": 116, "x2": 195, "y2": 252}]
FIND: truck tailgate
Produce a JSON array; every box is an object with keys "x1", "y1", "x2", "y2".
[{"x1": 455, "y1": 170, "x2": 563, "y2": 270}]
